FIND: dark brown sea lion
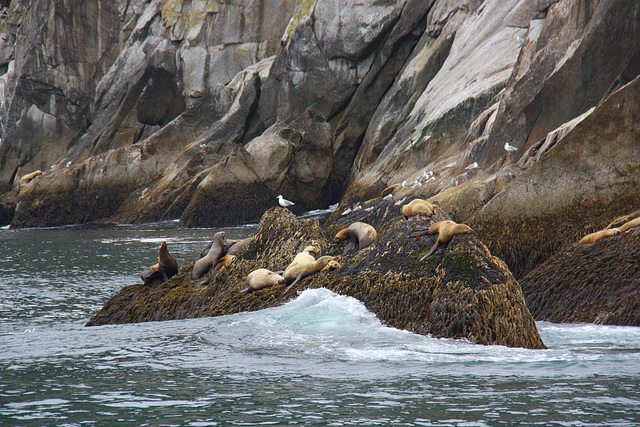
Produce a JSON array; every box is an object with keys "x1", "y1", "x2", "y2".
[
  {"x1": 414, "y1": 220, "x2": 474, "y2": 260},
  {"x1": 140, "y1": 241, "x2": 179, "y2": 284},
  {"x1": 339, "y1": 222, "x2": 377, "y2": 255},
  {"x1": 239, "y1": 268, "x2": 286, "y2": 293},
  {"x1": 283, "y1": 256, "x2": 341, "y2": 293},
  {"x1": 192, "y1": 231, "x2": 226, "y2": 280}
]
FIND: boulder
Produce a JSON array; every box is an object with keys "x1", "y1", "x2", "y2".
[
  {"x1": 86, "y1": 206, "x2": 545, "y2": 349},
  {"x1": 520, "y1": 225, "x2": 640, "y2": 326}
]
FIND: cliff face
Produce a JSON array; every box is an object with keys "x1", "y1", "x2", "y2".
[{"x1": 2, "y1": 0, "x2": 640, "y2": 279}]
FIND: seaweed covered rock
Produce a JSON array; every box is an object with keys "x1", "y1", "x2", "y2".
[
  {"x1": 520, "y1": 226, "x2": 640, "y2": 326},
  {"x1": 87, "y1": 207, "x2": 545, "y2": 349}
]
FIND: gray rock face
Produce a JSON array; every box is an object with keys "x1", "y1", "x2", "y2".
[{"x1": 2, "y1": 0, "x2": 640, "y2": 303}]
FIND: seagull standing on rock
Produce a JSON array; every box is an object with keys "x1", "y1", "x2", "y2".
[
  {"x1": 504, "y1": 142, "x2": 518, "y2": 152},
  {"x1": 277, "y1": 195, "x2": 295, "y2": 208}
]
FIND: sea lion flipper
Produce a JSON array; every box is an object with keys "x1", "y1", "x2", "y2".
[
  {"x1": 274, "y1": 270, "x2": 285, "y2": 275},
  {"x1": 239, "y1": 285, "x2": 253, "y2": 294},
  {"x1": 420, "y1": 241, "x2": 440, "y2": 261},
  {"x1": 160, "y1": 269, "x2": 169, "y2": 283},
  {"x1": 343, "y1": 240, "x2": 356, "y2": 256},
  {"x1": 409, "y1": 228, "x2": 429, "y2": 238},
  {"x1": 284, "y1": 270, "x2": 316, "y2": 294}
]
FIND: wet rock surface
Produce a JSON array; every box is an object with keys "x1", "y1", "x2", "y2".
[{"x1": 87, "y1": 207, "x2": 545, "y2": 350}]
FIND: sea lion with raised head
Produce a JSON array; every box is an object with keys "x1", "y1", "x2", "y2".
[
  {"x1": 339, "y1": 222, "x2": 377, "y2": 255},
  {"x1": 283, "y1": 256, "x2": 341, "y2": 293},
  {"x1": 401, "y1": 199, "x2": 434, "y2": 219},
  {"x1": 140, "y1": 241, "x2": 179, "y2": 284},
  {"x1": 414, "y1": 220, "x2": 474, "y2": 261},
  {"x1": 239, "y1": 268, "x2": 286, "y2": 293},
  {"x1": 192, "y1": 231, "x2": 226, "y2": 280},
  {"x1": 195, "y1": 237, "x2": 252, "y2": 286},
  {"x1": 579, "y1": 228, "x2": 620, "y2": 245}
]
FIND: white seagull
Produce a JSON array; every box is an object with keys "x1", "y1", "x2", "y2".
[
  {"x1": 504, "y1": 142, "x2": 518, "y2": 152},
  {"x1": 277, "y1": 195, "x2": 295, "y2": 207},
  {"x1": 465, "y1": 161, "x2": 478, "y2": 170}
]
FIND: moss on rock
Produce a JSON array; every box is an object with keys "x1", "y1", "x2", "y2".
[{"x1": 87, "y1": 206, "x2": 545, "y2": 349}]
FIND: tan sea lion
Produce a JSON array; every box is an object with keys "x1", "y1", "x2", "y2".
[
  {"x1": 239, "y1": 268, "x2": 286, "y2": 293},
  {"x1": 192, "y1": 231, "x2": 226, "y2": 280},
  {"x1": 401, "y1": 199, "x2": 434, "y2": 219},
  {"x1": 619, "y1": 217, "x2": 640, "y2": 233},
  {"x1": 579, "y1": 228, "x2": 620, "y2": 245},
  {"x1": 140, "y1": 241, "x2": 179, "y2": 284},
  {"x1": 281, "y1": 245, "x2": 320, "y2": 282},
  {"x1": 284, "y1": 256, "x2": 341, "y2": 293},
  {"x1": 19, "y1": 170, "x2": 42, "y2": 184},
  {"x1": 381, "y1": 184, "x2": 399, "y2": 198},
  {"x1": 333, "y1": 227, "x2": 350, "y2": 242},
  {"x1": 414, "y1": 220, "x2": 474, "y2": 260},
  {"x1": 340, "y1": 222, "x2": 377, "y2": 255}
]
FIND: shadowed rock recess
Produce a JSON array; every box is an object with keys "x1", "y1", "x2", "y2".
[{"x1": 86, "y1": 207, "x2": 546, "y2": 350}]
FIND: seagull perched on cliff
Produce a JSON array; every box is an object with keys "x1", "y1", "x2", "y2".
[
  {"x1": 277, "y1": 195, "x2": 295, "y2": 208},
  {"x1": 504, "y1": 142, "x2": 518, "y2": 152},
  {"x1": 465, "y1": 161, "x2": 478, "y2": 170}
]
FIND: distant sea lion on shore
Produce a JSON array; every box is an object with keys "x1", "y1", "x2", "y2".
[
  {"x1": 140, "y1": 241, "x2": 179, "y2": 284},
  {"x1": 579, "y1": 228, "x2": 620, "y2": 245},
  {"x1": 19, "y1": 170, "x2": 42, "y2": 185},
  {"x1": 413, "y1": 220, "x2": 474, "y2": 260},
  {"x1": 283, "y1": 256, "x2": 341, "y2": 293},
  {"x1": 381, "y1": 184, "x2": 399, "y2": 198},
  {"x1": 401, "y1": 199, "x2": 434, "y2": 219},
  {"x1": 336, "y1": 222, "x2": 377, "y2": 255},
  {"x1": 192, "y1": 231, "x2": 226, "y2": 280},
  {"x1": 239, "y1": 268, "x2": 286, "y2": 293},
  {"x1": 619, "y1": 217, "x2": 640, "y2": 233}
]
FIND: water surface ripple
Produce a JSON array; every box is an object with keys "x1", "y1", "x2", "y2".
[{"x1": 1, "y1": 221, "x2": 639, "y2": 426}]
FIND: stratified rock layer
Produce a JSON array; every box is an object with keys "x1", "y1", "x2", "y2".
[{"x1": 86, "y1": 207, "x2": 545, "y2": 350}]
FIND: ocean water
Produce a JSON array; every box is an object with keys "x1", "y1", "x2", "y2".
[{"x1": 1, "y1": 217, "x2": 639, "y2": 426}]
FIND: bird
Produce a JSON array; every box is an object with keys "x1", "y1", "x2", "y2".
[
  {"x1": 277, "y1": 195, "x2": 295, "y2": 207},
  {"x1": 504, "y1": 142, "x2": 517, "y2": 152},
  {"x1": 465, "y1": 162, "x2": 478, "y2": 170}
]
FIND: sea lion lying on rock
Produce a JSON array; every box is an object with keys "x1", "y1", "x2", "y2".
[
  {"x1": 239, "y1": 268, "x2": 286, "y2": 293},
  {"x1": 579, "y1": 228, "x2": 620, "y2": 245},
  {"x1": 413, "y1": 220, "x2": 474, "y2": 260},
  {"x1": 401, "y1": 199, "x2": 434, "y2": 219},
  {"x1": 140, "y1": 241, "x2": 179, "y2": 284},
  {"x1": 280, "y1": 246, "x2": 319, "y2": 282},
  {"x1": 334, "y1": 222, "x2": 377, "y2": 255},
  {"x1": 283, "y1": 256, "x2": 341, "y2": 293},
  {"x1": 619, "y1": 217, "x2": 640, "y2": 233}
]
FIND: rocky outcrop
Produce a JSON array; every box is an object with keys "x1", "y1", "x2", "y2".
[
  {"x1": 2, "y1": 0, "x2": 640, "y2": 318},
  {"x1": 520, "y1": 222, "x2": 640, "y2": 326},
  {"x1": 86, "y1": 206, "x2": 546, "y2": 350}
]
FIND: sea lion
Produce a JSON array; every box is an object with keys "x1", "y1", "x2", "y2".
[
  {"x1": 381, "y1": 184, "x2": 399, "y2": 198},
  {"x1": 140, "y1": 241, "x2": 179, "y2": 284},
  {"x1": 579, "y1": 228, "x2": 620, "y2": 245},
  {"x1": 619, "y1": 217, "x2": 640, "y2": 233},
  {"x1": 19, "y1": 170, "x2": 42, "y2": 185},
  {"x1": 283, "y1": 256, "x2": 341, "y2": 293},
  {"x1": 415, "y1": 220, "x2": 474, "y2": 260},
  {"x1": 239, "y1": 268, "x2": 286, "y2": 293},
  {"x1": 195, "y1": 254, "x2": 237, "y2": 286},
  {"x1": 333, "y1": 227, "x2": 350, "y2": 243},
  {"x1": 281, "y1": 245, "x2": 320, "y2": 283},
  {"x1": 192, "y1": 231, "x2": 226, "y2": 280},
  {"x1": 401, "y1": 199, "x2": 434, "y2": 219},
  {"x1": 340, "y1": 222, "x2": 377, "y2": 255}
]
